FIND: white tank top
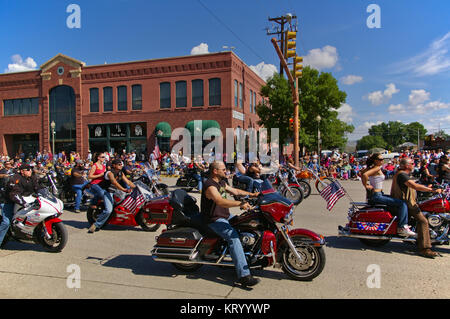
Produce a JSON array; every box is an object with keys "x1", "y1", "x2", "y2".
[{"x1": 369, "y1": 174, "x2": 385, "y2": 190}]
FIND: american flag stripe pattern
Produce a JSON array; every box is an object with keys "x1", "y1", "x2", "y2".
[
  {"x1": 121, "y1": 188, "x2": 146, "y2": 212},
  {"x1": 320, "y1": 181, "x2": 346, "y2": 211}
]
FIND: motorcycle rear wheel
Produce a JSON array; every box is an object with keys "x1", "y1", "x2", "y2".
[
  {"x1": 282, "y1": 186, "x2": 304, "y2": 205},
  {"x1": 281, "y1": 235, "x2": 326, "y2": 281},
  {"x1": 172, "y1": 262, "x2": 203, "y2": 272},
  {"x1": 38, "y1": 222, "x2": 68, "y2": 253},
  {"x1": 359, "y1": 238, "x2": 391, "y2": 247},
  {"x1": 315, "y1": 177, "x2": 334, "y2": 193}
]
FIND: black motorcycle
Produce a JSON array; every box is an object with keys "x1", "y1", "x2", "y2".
[{"x1": 175, "y1": 168, "x2": 207, "y2": 192}]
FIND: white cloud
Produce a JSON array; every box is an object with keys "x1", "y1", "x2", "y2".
[
  {"x1": 367, "y1": 83, "x2": 399, "y2": 105},
  {"x1": 388, "y1": 104, "x2": 406, "y2": 114},
  {"x1": 392, "y1": 32, "x2": 450, "y2": 77},
  {"x1": 408, "y1": 89, "x2": 430, "y2": 106},
  {"x1": 336, "y1": 103, "x2": 354, "y2": 122},
  {"x1": 388, "y1": 89, "x2": 449, "y2": 115},
  {"x1": 190, "y1": 43, "x2": 209, "y2": 55},
  {"x1": 346, "y1": 121, "x2": 383, "y2": 141},
  {"x1": 303, "y1": 45, "x2": 338, "y2": 70},
  {"x1": 4, "y1": 54, "x2": 37, "y2": 73},
  {"x1": 340, "y1": 75, "x2": 363, "y2": 85},
  {"x1": 249, "y1": 62, "x2": 277, "y2": 81}
]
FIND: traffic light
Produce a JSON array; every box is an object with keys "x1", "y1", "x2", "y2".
[
  {"x1": 293, "y1": 56, "x2": 303, "y2": 78},
  {"x1": 289, "y1": 118, "x2": 294, "y2": 131},
  {"x1": 284, "y1": 31, "x2": 297, "y2": 58}
]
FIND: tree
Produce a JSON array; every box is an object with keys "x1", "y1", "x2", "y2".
[
  {"x1": 356, "y1": 135, "x2": 386, "y2": 150},
  {"x1": 256, "y1": 67, "x2": 354, "y2": 152},
  {"x1": 367, "y1": 121, "x2": 427, "y2": 149}
]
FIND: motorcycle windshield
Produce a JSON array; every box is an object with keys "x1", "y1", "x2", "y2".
[{"x1": 37, "y1": 188, "x2": 58, "y2": 204}]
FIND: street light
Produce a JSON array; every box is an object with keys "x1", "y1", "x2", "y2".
[
  {"x1": 316, "y1": 115, "x2": 321, "y2": 156},
  {"x1": 50, "y1": 121, "x2": 56, "y2": 160}
]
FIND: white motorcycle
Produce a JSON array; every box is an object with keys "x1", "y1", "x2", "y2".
[{"x1": 1, "y1": 188, "x2": 67, "y2": 252}]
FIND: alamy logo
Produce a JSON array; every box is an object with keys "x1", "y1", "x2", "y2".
[
  {"x1": 366, "y1": 4, "x2": 381, "y2": 29},
  {"x1": 66, "y1": 264, "x2": 81, "y2": 289},
  {"x1": 366, "y1": 264, "x2": 381, "y2": 288},
  {"x1": 66, "y1": 4, "x2": 81, "y2": 29}
]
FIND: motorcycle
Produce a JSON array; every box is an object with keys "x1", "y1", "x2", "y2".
[
  {"x1": 338, "y1": 185, "x2": 450, "y2": 247},
  {"x1": 284, "y1": 167, "x2": 311, "y2": 199},
  {"x1": 266, "y1": 169, "x2": 304, "y2": 205},
  {"x1": 150, "y1": 179, "x2": 326, "y2": 281},
  {"x1": 133, "y1": 168, "x2": 169, "y2": 197},
  {"x1": 175, "y1": 167, "x2": 207, "y2": 192},
  {"x1": 38, "y1": 170, "x2": 60, "y2": 197},
  {"x1": 86, "y1": 181, "x2": 165, "y2": 232},
  {"x1": 1, "y1": 188, "x2": 67, "y2": 252}
]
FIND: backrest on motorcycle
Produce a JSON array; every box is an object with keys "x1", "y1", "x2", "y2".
[{"x1": 169, "y1": 189, "x2": 200, "y2": 225}]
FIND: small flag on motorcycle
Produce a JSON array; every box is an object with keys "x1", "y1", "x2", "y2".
[
  {"x1": 121, "y1": 188, "x2": 145, "y2": 213},
  {"x1": 320, "y1": 181, "x2": 346, "y2": 211}
]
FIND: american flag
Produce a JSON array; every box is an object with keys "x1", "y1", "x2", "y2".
[
  {"x1": 320, "y1": 181, "x2": 346, "y2": 211},
  {"x1": 121, "y1": 188, "x2": 145, "y2": 213},
  {"x1": 152, "y1": 138, "x2": 161, "y2": 160}
]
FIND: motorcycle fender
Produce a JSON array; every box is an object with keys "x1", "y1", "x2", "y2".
[
  {"x1": 44, "y1": 218, "x2": 62, "y2": 235},
  {"x1": 284, "y1": 228, "x2": 325, "y2": 247},
  {"x1": 287, "y1": 183, "x2": 300, "y2": 188}
]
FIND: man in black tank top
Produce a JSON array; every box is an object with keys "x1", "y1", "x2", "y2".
[{"x1": 201, "y1": 161, "x2": 260, "y2": 287}]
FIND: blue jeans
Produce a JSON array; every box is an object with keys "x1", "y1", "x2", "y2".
[
  {"x1": 236, "y1": 174, "x2": 254, "y2": 192},
  {"x1": 252, "y1": 179, "x2": 263, "y2": 192},
  {"x1": 369, "y1": 191, "x2": 408, "y2": 227},
  {"x1": 193, "y1": 173, "x2": 203, "y2": 191},
  {"x1": 90, "y1": 184, "x2": 104, "y2": 207},
  {"x1": 208, "y1": 217, "x2": 250, "y2": 279},
  {"x1": 0, "y1": 203, "x2": 15, "y2": 246},
  {"x1": 72, "y1": 180, "x2": 90, "y2": 210},
  {"x1": 94, "y1": 192, "x2": 114, "y2": 229}
]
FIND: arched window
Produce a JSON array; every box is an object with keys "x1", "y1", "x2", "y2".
[{"x1": 209, "y1": 78, "x2": 221, "y2": 106}]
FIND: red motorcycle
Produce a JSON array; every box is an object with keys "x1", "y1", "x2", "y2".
[
  {"x1": 150, "y1": 180, "x2": 326, "y2": 281},
  {"x1": 266, "y1": 169, "x2": 304, "y2": 205},
  {"x1": 87, "y1": 182, "x2": 165, "y2": 232},
  {"x1": 338, "y1": 185, "x2": 450, "y2": 247}
]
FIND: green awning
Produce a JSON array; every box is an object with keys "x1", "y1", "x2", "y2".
[
  {"x1": 155, "y1": 122, "x2": 172, "y2": 138},
  {"x1": 185, "y1": 120, "x2": 221, "y2": 137}
]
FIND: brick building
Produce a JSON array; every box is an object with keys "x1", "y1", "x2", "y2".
[{"x1": 0, "y1": 51, "x2": 265, "y2": 159}]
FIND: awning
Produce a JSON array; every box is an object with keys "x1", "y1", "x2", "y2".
[
  {"x1": 185, "y1": 120, "x2": 221, "y2": 137},
  {"x1": 155, "y1": 122, "x2": 172, "y2": 138}
]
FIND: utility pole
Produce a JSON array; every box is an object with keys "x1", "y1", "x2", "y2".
[
  {"x1": 269, "y1": 14, "x2": 302, "y2": 167},
  {"x1": 266, "y1": 14, "x2": 297, "y2": 76}
]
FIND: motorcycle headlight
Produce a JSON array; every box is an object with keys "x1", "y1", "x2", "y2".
[{"x1": 283, "y1": 208, "x2": 294, "y2": 225}]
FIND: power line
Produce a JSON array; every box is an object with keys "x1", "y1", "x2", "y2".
[{"x1": 196, "y1": 0, "x2": 268, "y2": 62}]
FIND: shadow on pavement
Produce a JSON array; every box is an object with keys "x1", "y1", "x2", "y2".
[
  {"x1": 100, "y1": 254, "x2": 293, "y2": 289},
  {"x1": 325, "y1": 235, "x2": 449, "y2": 257}
]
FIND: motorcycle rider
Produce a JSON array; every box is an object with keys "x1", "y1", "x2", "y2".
[
  {"x1": 88, "y1": 159, "x2": 136, "y2": 233},
  {"x1": 201, "y1": 161, "x2": 260, "y2": 287},
  {"x1": 71, "y1": 160, "x2": 90, "y2": 213},
  {"x1": 390, "y1": 157, "x2": 443, "y2": 258},
  {"x1": 361, "y1": 153, "x2": 415, "y2": 237},
  {"x1": 0, "y1": 164, "x2": 44, "y2": 247}
]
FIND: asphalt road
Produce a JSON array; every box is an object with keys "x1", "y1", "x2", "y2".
[{"x1": 0, "y1": 177, "x2": 449, "y2": 299}]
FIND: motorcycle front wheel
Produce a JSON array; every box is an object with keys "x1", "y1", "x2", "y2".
[
  {"x1": 38, "y1": 222, "x2": 68, "y2": 253},
  {"x1": 282, "y1": 186, "x2": 304, "y2": 205},
  {"x1": 135, "y1": 211, "x2": 161, "y2": 232},
  {"x1": 297, "y1": 180, "x2": 311, "y2": 198},
  {"x1": 281, "y1": 235, "x2": 326, "y2": 281}
]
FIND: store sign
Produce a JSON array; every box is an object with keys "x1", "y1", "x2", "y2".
[
  {"x1": 110, "y1": 124, "x2": 127, "y2": 137},
  {"x1": 233, "y1": 110, "x2": 244, "y2": 121},
  {"x1": 131, "y1": 123, "x2": 146, "y2": 138}
]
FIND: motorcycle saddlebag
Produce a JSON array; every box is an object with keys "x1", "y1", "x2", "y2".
[
  {"x1": 140, "y1": 198, "x2": 173, "y2": 224},
  {"x1": 153, "y1": 227, "x2": 202, "y2": 261},
  {"x1": 349, "y1": 208, "x2": 397, "y2": 235}
]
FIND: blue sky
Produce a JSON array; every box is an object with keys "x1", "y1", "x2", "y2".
[{"x1": 1, "y1": 0, "x2": 449, "y2": 141}]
